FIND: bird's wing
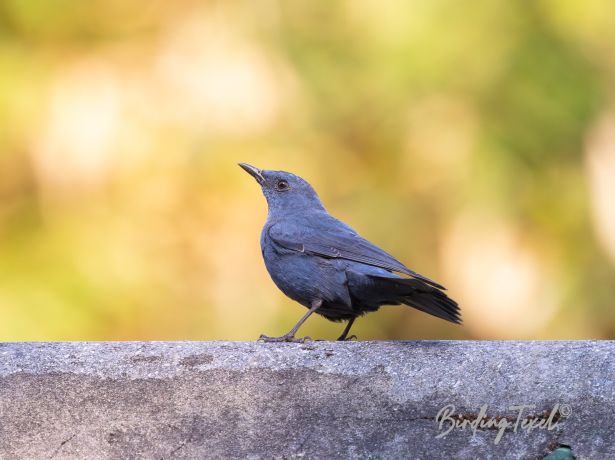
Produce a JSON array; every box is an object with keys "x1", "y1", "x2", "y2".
[{"x1": 268, "y1": 221, "x2": 445, "y2": 289}]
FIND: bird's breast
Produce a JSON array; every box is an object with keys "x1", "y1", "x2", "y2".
[{"x1": 260, "y1": 229, "x2": 351, "y2": 309}]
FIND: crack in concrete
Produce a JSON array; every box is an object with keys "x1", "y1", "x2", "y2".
[{"x1": 49, "y1": 434, "x2": 76, "y2": 459}]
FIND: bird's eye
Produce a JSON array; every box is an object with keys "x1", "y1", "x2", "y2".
[{"x1": 275, "y1": 180, "x2": 290, "y2": 191}]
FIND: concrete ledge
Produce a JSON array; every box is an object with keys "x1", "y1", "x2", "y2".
[{"x1": 0, "y1": 341, "x2": 613, "y2": 459}]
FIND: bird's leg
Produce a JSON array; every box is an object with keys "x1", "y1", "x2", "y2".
[
  {"x1": 337, "y1": 318, "x2": 357, "y2": 341},
  {"x1": 259, "y1": 300, "x2": 322, "y2": 343}
]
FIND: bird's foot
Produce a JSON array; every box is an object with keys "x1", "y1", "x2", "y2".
[
  {"x1": 258, "y1": 334, "x2": 313, "y2": 343},
  {"x1": 336, "y1": 334, "x2": 358, "y2": 342}
]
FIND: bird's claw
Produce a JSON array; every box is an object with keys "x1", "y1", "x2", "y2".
[
  {"x1": 337, "y1": 335, "x2": 358, "y2": 342},
  {"x1": 258, "y1": 334, "x2": 313, "y2": 343}
]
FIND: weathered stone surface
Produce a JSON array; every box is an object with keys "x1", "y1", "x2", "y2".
[{"x1": 0, "y1": 341, "x2": 613, "y2": 459}]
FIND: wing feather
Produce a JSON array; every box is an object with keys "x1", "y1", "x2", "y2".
[{"x1": 268, "y1": 222, "x2": 445, "y2": 289}]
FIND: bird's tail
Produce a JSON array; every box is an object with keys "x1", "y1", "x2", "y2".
[{"x1": 367, "y1": 274, "x2": 462, "y2": 324}]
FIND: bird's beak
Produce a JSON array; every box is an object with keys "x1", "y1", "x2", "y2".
[{"x1": 239, "y1": 163, "x2": 265, "y2": 185}]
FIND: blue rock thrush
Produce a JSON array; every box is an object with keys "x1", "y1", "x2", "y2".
[{"x1": 239, "y1": 163, "x2": 461, "y2": 342}]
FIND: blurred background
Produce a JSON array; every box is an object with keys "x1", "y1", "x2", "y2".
[{"x1": 1, "y1": 1, "x2": 614, "y2": 341}]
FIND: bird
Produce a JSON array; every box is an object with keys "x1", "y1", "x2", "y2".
[{"x1": 239, "y1": 163, "x2": 461, "y2": 342}]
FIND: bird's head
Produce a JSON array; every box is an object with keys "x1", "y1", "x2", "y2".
[{"x1": 239, "y1": 163, "x2": 325, "y2": 215}]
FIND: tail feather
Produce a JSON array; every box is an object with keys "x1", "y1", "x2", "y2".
[
  {"x1": 402, "y1": 291, "x2": 461, "y2": 324},
  {"x1": 366, "y1": 274, "x2": 462, "y2": 324}
]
